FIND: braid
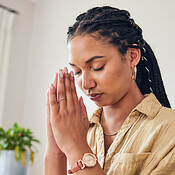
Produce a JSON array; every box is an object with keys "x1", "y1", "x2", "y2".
[
  {"x1": 67, "y1": 6, "x2": 171, "y2": 108},
  {"x1": 136, "y1": 42, "x2": 171, "y2": 108}
]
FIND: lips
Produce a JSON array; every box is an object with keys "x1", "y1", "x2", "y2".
[{"x1": 87, "y1": 93, "x2": 103, "y2": 101}]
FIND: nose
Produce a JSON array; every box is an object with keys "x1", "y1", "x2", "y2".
[{"x1": 82, "y1": 72, "x2": 96, "y2": 90}]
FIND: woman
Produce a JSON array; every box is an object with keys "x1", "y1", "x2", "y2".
[{"x1": 44, "y1": 6, "x2": 175, "y2": 175}]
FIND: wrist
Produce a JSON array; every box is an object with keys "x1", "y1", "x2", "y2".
[
  {"x1": 68, "y1": 152, "x2": 98, "y2": 174},
  {"x1": 66, "y1": 144, "x2": 92, "y2": 166},
  {"x1": 44, "y1": 149, "x2": 67, "y2": 175},
  {"x1": 45, "y1": 147, "x2": 66, "y2": 159}
]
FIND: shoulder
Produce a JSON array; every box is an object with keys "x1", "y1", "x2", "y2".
[
  {"x1": 156, "y1": 106, "x2": 175, "y2": 125},
  {"x1": 150, "y1": 107, "x2": 175, "y2": 142},
  {"x1": 160, "y1": 106, "x2": 175, "y2": 115}
]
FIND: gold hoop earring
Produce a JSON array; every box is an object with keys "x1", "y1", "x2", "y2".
[{"x1": 132, "y1": 66, "x2": 137, "y2": 80}]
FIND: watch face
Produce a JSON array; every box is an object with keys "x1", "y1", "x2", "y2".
[{"x1": 83, "y1": 153, "x2": 96, "y2": 167}]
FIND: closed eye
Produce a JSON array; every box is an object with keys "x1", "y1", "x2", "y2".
[
  {"x1": 91, "y1": 65, "x2": 105, "y2": 71},
  {"x1": 75, "y1": 70, "x2": 81, "y2": 75},
  {"x1": 74, "y1": 65, "x2": 105, "y2": 75}
]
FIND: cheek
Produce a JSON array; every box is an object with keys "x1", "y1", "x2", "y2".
[
  {"x1": 99, "y1": 66, "x2": 131, "y2": 90},
  {"x1": 101, "y1": 67, "x2": 121, "y2": 82}
]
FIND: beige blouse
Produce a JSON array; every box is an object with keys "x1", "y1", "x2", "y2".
[{"x1": 87, "y1": 93, "x2": 175, "y2": 175}]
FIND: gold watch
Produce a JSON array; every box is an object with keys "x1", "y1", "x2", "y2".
[{"x1": 68, "y1": 153, "x2": 98, "y2": 174}]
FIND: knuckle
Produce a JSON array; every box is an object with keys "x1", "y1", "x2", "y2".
[
  {"x1": 66, "y1": 86, "x2": 71, "y2": 93},
  {"x1": 70, "y1": 86, "x2": 73, "y2": 92},
  {"x1": 59, "y1": 76, "x2": 64, "y2": 82},
  {"x1": 50, "y1": 99, "x2": 57, "y2": 105},
  {"x1": 50, "y1": 89, "x2": 55, "y2": 95},
  {"x1": 70, "y1": 84, "x2": 75, "y2": 92},
  {"x1": 65, "y1": 74, "x2": 69, "y2": 79},
  {"x1": 59, "y1": 90, "x2": 65, "y2": 97}
]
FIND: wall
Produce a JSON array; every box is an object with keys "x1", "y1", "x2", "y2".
[
  {"x1": 1, "y1": 0, "x2": 175, "y2": 175},
  {"x1": 0, "y1": 0, "x2": 36, "y2": 174},
  {"x1": 0, "y1": 0, "x2": 35, "y2": 128}
]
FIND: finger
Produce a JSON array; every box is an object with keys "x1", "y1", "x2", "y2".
[
  {"x1": 57, "y1": 69, "x2": 67, "y2": 110},
  {"x1": 79, "y1": 96, "x2": 88, "y2": 119},
  {"x1": 70, "y1": 71, "x2": 79, "y2": 106},
  {"x1": 49, "y1": 84, "x2": 59, "y2": 117},
  {"x1": 79, "y1": 96, "x2": 89, "y2": 130},
  {"x1": 56, "y1": 71, "x2": 61, "y2": 102},
  {"x1": 46, "y1": 88, "x2": 53, "y2": 138},
  {"x1": 53, "y1": 73, "x2": 58, "y2": 97},
  {"x1": 64, "y1": 67, "x2": 74, "y2": 107}
]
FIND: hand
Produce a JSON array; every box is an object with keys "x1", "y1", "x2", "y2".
[
  {"x1": 48, "y1": 67, "x2": 89, "y2": 157},
  {"x1": 46, "y1": 72, "x2": 65, "y2": 158}
]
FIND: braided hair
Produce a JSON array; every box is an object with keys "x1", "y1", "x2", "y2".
[{"x1": 67, "y1": 6, "x2": 171, "y2": 108}]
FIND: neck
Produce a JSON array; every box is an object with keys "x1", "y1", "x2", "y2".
[{"x1": 102, "y1": 84, "x2": 144, "y2": 127}]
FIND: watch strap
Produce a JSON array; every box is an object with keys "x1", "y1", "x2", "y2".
[{"x1": 68, "y1": 160, "x2": 85, "y2": 174}]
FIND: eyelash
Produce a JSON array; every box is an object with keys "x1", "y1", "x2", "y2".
[
  {"x1": 75, "y1": 65, "x2": 105, "y2": 75},
  {"x1": 92, "y1": 65, "x2": 105, "y2": 71}
]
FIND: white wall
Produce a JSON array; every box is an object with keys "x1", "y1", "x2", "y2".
[
  {"x1": 0, "y1": 0, "x2": 35, "y2": 128},
  {"x1": 0, "y1": 0, "x2": 37, "y2": 173},
  {"x1": 1, "y1": 0, "x2": 175, "y2": 175}
]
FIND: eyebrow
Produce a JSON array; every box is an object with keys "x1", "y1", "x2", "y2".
[{"x1": 69, "y1": 56, "x2": 105, "y2": 66}]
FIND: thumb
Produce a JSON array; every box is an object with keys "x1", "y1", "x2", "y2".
[
  {"x1": 79, "y1": 96, "x2": 89, "y2": 130},
  {"x1": 79, "y1": 96, "x2": 87, "y2": 117}
]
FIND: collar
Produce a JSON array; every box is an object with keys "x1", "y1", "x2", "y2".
[
  {"x1": 89, "y1": 93, "x2": 162, "y2": 124},
  {"x1": 132, "y1": 93, "x2": 162, "y2": 119}
]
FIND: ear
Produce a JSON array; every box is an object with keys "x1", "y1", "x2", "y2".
[{"x1": 127, "y1": 48, "x2": 141, "y2": 68}]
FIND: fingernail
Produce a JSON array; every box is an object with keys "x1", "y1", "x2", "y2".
[
  {"x1": 70, "y1": 71, "x2": 74, "y2": 77},
  {"x1": 59, "y1": 69, "x2": 63, "y2": 77},
  {"x1": 50, "y1": 84, "x2": 54, "y2": 89},
  {"x1": 64, "y1": 67, "x2": 68, "y2": 74}
]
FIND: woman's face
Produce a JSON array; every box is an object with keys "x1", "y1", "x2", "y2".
[{"x1": 68, "y1": 35, "x2": 133, "y2": 107}]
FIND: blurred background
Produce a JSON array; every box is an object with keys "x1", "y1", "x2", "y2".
[{"x1": 0, "y1": 0, "x2": 174, "y2": 174}]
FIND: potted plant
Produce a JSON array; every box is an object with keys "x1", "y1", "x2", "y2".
[{"x1": 0, "y1": 122, "x2": 40, "y2": 175}]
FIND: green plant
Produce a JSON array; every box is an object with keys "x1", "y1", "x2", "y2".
[{"x1": 0, "y1": 122, "x2": 40, "y2": 166}]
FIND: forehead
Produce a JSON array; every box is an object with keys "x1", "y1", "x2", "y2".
[
  {"x1": 68, "y1": 35, "x2": 119, "y2": 63},
  {"x1": 68, "y1": 35, "x2": 106, "y2": 53}
]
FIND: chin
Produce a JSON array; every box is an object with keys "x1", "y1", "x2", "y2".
[{"x1": 93, "y1": 101, "x2": 110, "y2": 107}]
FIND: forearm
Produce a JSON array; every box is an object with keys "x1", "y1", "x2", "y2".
[
  {"x1": 67, "y1": 145, "x2": 105, "y2": 175},
  {"x1": 44, "y1": 151, "x2": 67, "y2": 175}
]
